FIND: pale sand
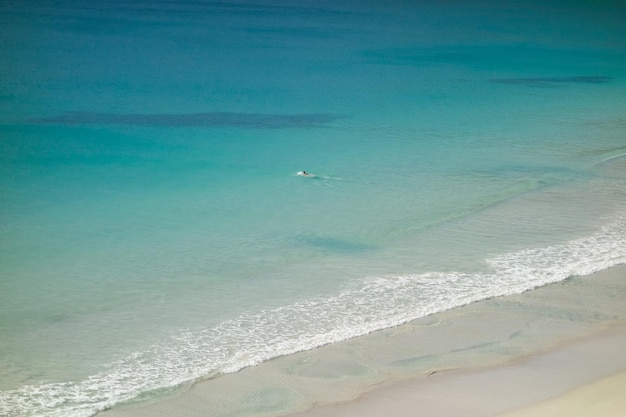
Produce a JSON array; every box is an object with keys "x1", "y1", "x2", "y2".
[
  {"x1": 101, "y1": 265, "x2": 626, "y2": 417},
  {"x1": 291, "y1": 326, "x2": 626, "y2": 417},
  {"x1": 498, "y1": 372, "x2": 626, "y2": 417}
]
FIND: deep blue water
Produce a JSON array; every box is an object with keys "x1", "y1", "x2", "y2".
[{"x1": 1, "y1": 1, "x2": 626, "y2": 416}]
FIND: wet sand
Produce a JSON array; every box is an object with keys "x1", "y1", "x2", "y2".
[
  {"x1": 100, "y1": 264, "x2": 626, "y2": 417},
  {"x1": 290, "y1": 326, "x2": 626, "y2": 417}
]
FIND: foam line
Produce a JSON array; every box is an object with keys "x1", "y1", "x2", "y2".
[{"x1": 2, "y1": 216, "x2": 625, "y2": 417}]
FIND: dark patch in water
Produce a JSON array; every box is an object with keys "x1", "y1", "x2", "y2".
[
  {"x1": 490, "y1": 75, "x2": 612, "y2": 87},
  {"x1": 28, "y1": 112, "x2": 346, "y2": 129},
  {"x1": 299, "y1": 235, "x2": 376, "y2": 253}
]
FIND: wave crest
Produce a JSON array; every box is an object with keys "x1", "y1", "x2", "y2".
[{"x1": 2, "y1": 217, "x2": 625, "y2": 417}]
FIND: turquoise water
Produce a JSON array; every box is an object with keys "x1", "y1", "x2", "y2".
[{"x1": 1, "y1": 1, "x2": 626, "y2": 416}]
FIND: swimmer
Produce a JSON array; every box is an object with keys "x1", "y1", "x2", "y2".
[{"x1": 297, "y1": 170, "x2": 312, "y2": 177}]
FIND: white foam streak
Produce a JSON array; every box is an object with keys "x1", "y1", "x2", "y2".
[{"x1": 2, "y1": 218, "x2": 625, "y2": 417}]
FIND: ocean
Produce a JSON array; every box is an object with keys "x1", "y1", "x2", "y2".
[{"x1": 1, "y1": 1, "x2": 625, "y2": 416}]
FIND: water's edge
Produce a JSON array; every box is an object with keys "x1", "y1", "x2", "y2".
[{"x1": 99, "y1": 262, "x2": 626, "y2": 417}]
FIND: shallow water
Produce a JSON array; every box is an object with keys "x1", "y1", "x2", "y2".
[
  {"x1": 99, "y1": 265, "x2": 626, "y2": 417},
  {"x1": 1, "y1": 1, "x2": 626, "y2": 416}
]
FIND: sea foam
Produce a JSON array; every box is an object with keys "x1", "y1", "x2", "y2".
[{"x1": 2, "y1": 216, "x2": 625, "y2": 417}]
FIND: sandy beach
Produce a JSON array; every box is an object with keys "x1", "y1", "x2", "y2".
[
  {"x1": 291, "y1": 326, "x2": 626, "y2": 417},
  {"x1": 100, "y1": 263, "x2": 626, "y2": 417},
  {"x1": 498, "y1": 372, "x2": 626, "y2": 417},
  {"x1": 286, "y1": 266, "x2": 626, "y2": 417}
]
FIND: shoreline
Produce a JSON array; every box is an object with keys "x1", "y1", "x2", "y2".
[
  {"x1": 290, "y1": 325, "x2": 626, "y2": 417},
  {"x1": 100, "y1": 264, "x2": 626, "y2": 417}
]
